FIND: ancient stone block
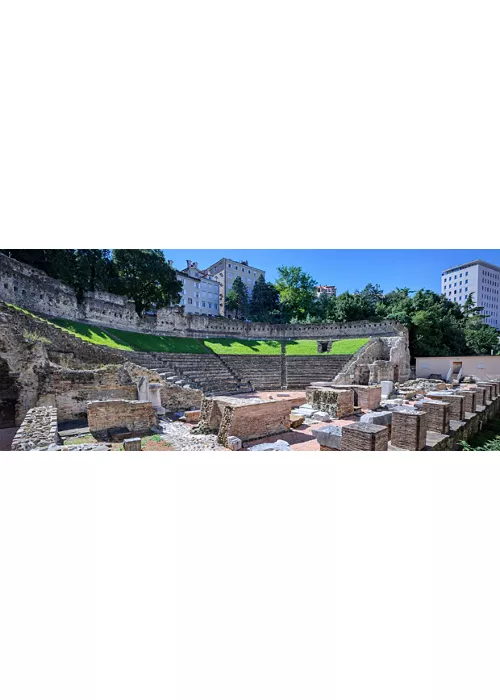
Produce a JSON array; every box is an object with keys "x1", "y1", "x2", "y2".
[
  {"x1": 381, "y1": 380, "x2": 393, "y2": 398},
  {"x1": 248, "y1": 440, "x2": 291, "y2": 451},
  {"x1": 359, "y1": 410, "x2": 393, "y2": 438},
  {"x1": 391, "y1": 410, "x2": 427, "y2": 451},
  {"x1": 369, "y1": 360, "x2": 395, "y2": 384},
  {"x1": 184, "y1": 410, "x2": 201, "y2": 423},
  {"x1": 419, "y1": 400, "x2": 450, "y2": 434},
  {"x1": 87, "y1": 400, "x2": 158, "y2": 440},
  {"x1": 305, "y1": 387, "x2": 355, "y2": 418},
  {"x1": 123, "y1": 437, "x2": 142, "y2": 451},
  {"x1": 426, "y1": 393, "x2": 465, "y2": 421},
  {"x1": 341, "y1": 423, "x2": 389, "y2": 451},
  {"x1": 217, "y1": 400, "x2": 292, "y2": 446},
  {"x1": 329, "y1": 385, "x2": 382, "y2": 410},
  {"x1": 226, "y1": 436, "x2": 242, "y2": 451},
  {"x1": 311, "y1": 425, "x2": 343, "y2": 450},
  {"x1": 456, "y1": 390, "x2": 477, "y2": 414},
  {"x1": 477, "y1": 383, "x2": 494, "y2": 401},
  {"x1": 311, "y1": 411, "x2": 331, "y2": 422},
  {"x1": 290, "y1": 414, "x2": 305, "y2": 428}
]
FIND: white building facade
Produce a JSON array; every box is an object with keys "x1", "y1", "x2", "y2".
[
  {"x1": 441, "y1": 259, "x2": 500, "y2": 329},
  {"x1": 203, "y1": 258, "x2": 266, "y2": 317},
  {"x1": 175, "y1": 261, "x2": 221, "y2": 316}
]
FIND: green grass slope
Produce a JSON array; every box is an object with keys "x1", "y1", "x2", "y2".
[
  {"x1": 285, "y1": 338, "x2": 369, "y2": 355},
  {"x1": 6, "y1": 304, "x2": 369, "y2": 356},
  {"x1": 202, "y1": 338, "x2": 282, "y2": 355}
]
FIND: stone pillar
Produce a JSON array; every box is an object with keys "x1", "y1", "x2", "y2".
[
  {"x1": 381, "y1": 380, "x2": 393, "y2": 399},
  {"x1": 123, "y1": 437, "x2": 142, "y2": 451},
  {"x1": 426, "y1": 393, "x2": 465, "y2": 421},
  {"x1": 391, "y1": 410, "x2": 427, "y2": 451},
  {"x1": 136, "y1": 376, "x2": 149, "y2": 402},
  {"x1": 477, "y1": 382, "x2": 494, "y2": 401},
  {"x1": 341, "y1": 423, "x2": 389, "y2": 451},
  {"x1": 469, "y1": 387, "x2": 487, "y2": 408},
  {"x1": 420, "y1": 400, "x2": 450, "y2": 434},
  {"x1": 456, "y1": 390, "x2": 477, "y2": 414},
  {"x1": 148, "y1": 383, "x2": 166, "y2": 416}
]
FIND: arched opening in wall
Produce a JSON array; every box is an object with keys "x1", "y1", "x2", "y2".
[{"x1": 0, "y1": 357, "x2": 18, "y2": 429}]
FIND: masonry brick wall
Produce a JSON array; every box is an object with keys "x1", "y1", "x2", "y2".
[
  {"x1": 217, "y1": 400, "x2": 291, "y2": 445},
  {"x1": 391, "y1": 411, "x2": 427, "y2": 451},
  {"x1": 87, "y1": 400, "x2": 158, "y2": 439},
  {"x1": 341, "y1": 423, "x2": 389, "y2": 451}
]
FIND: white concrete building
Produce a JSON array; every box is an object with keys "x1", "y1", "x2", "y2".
[
  {"x1": 203, "y1": 257, "x2": 266, "y2": 317},
  {"x1": 441, "y1": 259, "x2": 500, "y2": 329},
  {"x1": 175, "y1": 260, "x2": 221, "y2": 316}
]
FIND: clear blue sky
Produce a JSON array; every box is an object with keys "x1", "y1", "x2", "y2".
[{"x1": 163, "y1": 249, "x2": 500, "y2": 295}]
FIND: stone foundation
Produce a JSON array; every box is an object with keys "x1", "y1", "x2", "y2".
[
  {"x1": 341, "y1": 423, "x2": 389, "y2": 451},
  {"x1": 391, "y1": 410, "x2": 427, "y2": 451},
  {"x1": 87, "y1": 400, "x2": 158, "y2": 440},
  {"x1": 455, "y1": 390, "x2": 477, "y2": 414},
  {"x1": 426, "y1": 393, "x2": 465, "y2": 421},
  {"x1": 11, "y1": 406, "x2": 60, "y2": 451},
  {"x1": 216, "y1": 400, "x2": 291, "y2": 446},
  {"x1": 419, "y1": 400, "x2": 450, "y2": 434},
  {"x1": 305, "y1": 387, "x2": 355, "y2": 418}
]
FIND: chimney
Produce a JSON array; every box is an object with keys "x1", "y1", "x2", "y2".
[
  {"x1": 186, "y1": 260, "x2": 192, "y2": 269},
  {"x1": 167, "y1": 259, "x2": 174, "y2": 267}
]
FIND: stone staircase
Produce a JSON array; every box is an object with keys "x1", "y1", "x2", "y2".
[
  {"x1": 127, "y1": 351, "x2": 248, "y2": 396},
  {"x1": 221, "y1": 356, "x2": 282, "y2": 390}
]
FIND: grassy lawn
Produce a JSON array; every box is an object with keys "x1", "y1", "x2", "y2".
[
  {"x1": 7, "y1": 304, "x2": 368, "y2": 357},
  {"x1": 202, "y1": 338, "x2": 282, "y2": 355},
  {"x1": 52, "y1": 319, "x2": 209, "y2": 353},
  {"x1": 285, "y1": 338, "x2": 369, "y2": 355}
]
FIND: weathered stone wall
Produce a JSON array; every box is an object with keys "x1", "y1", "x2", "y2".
[
  {"x1": 11, "y1": 406, "x2": 60, "y2": 451},
  {"x1": 87, "y1": 400, "x2": 158, "y2": 439},
  {"x1": 0, "y1": 356, "x2": 18, "y2": 428},
  {"x1": 37, "y1": 365, "x2": 138, "y2": 421},
  {"x1": 0, "y1": 253, "x2": 406, "y2": 340}
]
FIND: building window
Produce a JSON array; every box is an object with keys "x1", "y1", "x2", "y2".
[
  {"x1": 228, "y1": 263, "x2": 231, "y2": 268},
  {"x1": 202, "y1": 301, "x2": 206, "y2": 307},
  {"x1": 208, "y1": 303, "x2": 212, "y2": 308},
  {"x1": 188, "y1": 298, "x2": 193, "y2": 304}
]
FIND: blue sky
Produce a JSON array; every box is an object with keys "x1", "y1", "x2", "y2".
[{"x1": 163, "y1": 250, "x2": 500, "y2": 295}]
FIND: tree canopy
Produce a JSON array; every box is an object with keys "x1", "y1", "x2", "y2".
[{"x1": 226, "y1": 276, "x2": 249, "y2": 319}]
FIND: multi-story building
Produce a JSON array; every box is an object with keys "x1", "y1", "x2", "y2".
[
  {"x1": 441, "y1": 259, "x2": 500, "y2": 329},
  {"x1": 203, "y1": 258, "x2": 266, "y2": 317},
  {"x1": 315, "y1": 284, "x2": 337, "y2": 298},
  {"x1": 174, "y1": 260, "x2": 221, "y2": 316}
]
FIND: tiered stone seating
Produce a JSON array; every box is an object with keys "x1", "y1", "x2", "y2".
[
  {"x1": 128, "y1": 352, "x2": 247, "y2": 395},
  {"x1": 286, "y1": 355, "x2": 352, "y2": 388},
  {"x1": 221, "y1": 356, "x2": 282, "y2": 390}
]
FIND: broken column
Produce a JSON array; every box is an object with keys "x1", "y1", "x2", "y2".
[
  {"x1": 311, "y1": 425, "x2": 343, "y2": 451},
  {"x1": 148, "y1": 382, "x2": 166, "y2": 417},
  {"x1": 341, "y1": 423, "x2": 389, "y2": 451},
  {"x1": 391, "y1": 409, "x2": 427, "y2": 451},
  {"x1": 359, "y1": 410, "x2": 393, "y2": 439}
]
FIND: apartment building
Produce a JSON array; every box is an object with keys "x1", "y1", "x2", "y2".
[
  {"x1": 203, "y1": 258, "x2": 266, "y2": 316},
  {"x1": 315, "y1": 284, "x2": 337, "y2": 298},
  {"x1": 441, "y1": 259, "x2": 500, "y2": 328},
  {"x1": 175, "y1": 260, "x2": 221, "y2": 316}
]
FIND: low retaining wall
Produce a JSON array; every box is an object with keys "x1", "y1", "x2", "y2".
[
  {"x1": 87, "y1": 400, "x2": 158, "y2": 440},
  {"x1": 427, "y1": 394, "x2": 500, "y2": 451},
  {"x1": 11, "y1": 406, "x2": 60, "y2": 451}
]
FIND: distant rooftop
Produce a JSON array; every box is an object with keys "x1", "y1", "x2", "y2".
[{"x1": 442, "y1": 259, "x2": 500, "y2": 274}]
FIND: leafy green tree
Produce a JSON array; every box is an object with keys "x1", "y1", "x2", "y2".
[
  {"x1": 465, "y1": 322, "x2": 499, "y2": 355},
  {"x1": 111, "y1": 249, "x2": 182, "y2": 315},
  {"x1": 249, "y1": 274, "x2": 280, "y2": 322},
  {"x1": 274, "y1": 266, "x2": 317, "y2": 321},
  {"x1": 226, "y1": 276, "x2": 249, "y2": 319},
  {"x1": 1, "y1": 249, "x2": 78, "y2": 287},
  {"x1": 329, "y1": 291, "x2": 372, "y2": 322}
]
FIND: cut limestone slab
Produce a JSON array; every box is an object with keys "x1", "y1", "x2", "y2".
[
  {"x1": 226, "y1": 436, "x2": 242, "y2": 451},
  {"x1": 248, "y1": 440, "x2": 292, "y2": 452},
  {"x1": 311, "y1": 425, "x2": 342, "y2": 450},
  {"x1": 290, "y1": 414, "x2": 305, "y2": 428},
  {"x1": 311, "y1": 411, "x2": 331, "y2": 422},
  {"x1": 381, "y1": 380, "x2": 394, "y2": 398}
]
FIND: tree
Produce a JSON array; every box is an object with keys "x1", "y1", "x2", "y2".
[
  {"x1": 111, "y1": 249, "x2": 182, "y2": 315},
  {"x1": 72, "y1": 249, "x2": 118, "y2": 301},
  {"x1": 1, "y1": 249, "x2": 78, "y2": 287},
  {"x1": 465, "y1": 323, "x2": 500, "y2": 355},
  {"x1": 249, "y1": 274, "x2": 280, "y2": 322},
  {"x1": 226, "y1": 276, "x2": 249, "y2": 319},
  {"x1": 274, "y1": 266, "x2": 317, "y2": 321}
]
